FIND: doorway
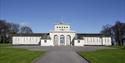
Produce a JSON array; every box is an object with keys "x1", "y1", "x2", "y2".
[{"x1": 60, "y1": 35, "x2": 65, "y2": 45}]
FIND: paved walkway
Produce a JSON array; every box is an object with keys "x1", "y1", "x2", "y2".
[
  {"x1": 35, "y1": 51, "x2": 89, "y2": 63},
  {"x1": 13, "y1": 46, "x2": 113, "y2": 63}
]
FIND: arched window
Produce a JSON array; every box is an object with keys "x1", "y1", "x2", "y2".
[
  {"x1": 54, "y1": 35, "x2": 58, "y2": 46},
  {"x1": 66, "y1": 35, "x2": 71, "y2": 45},
  {"x1": 60, "y1": 35, "x2": 65, "y2": 45}
]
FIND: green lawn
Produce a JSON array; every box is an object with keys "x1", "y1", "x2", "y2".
[
  {"x1": 79, "y1": 47, "x2": 125, "y2": 63},
  {"x1": 0, "y1": 44, "x2": 45, "y2": 63}
]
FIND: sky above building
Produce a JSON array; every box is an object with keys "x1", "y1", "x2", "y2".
[{"x1": 0, "y1": 0, "x2": 125, "y2": 33}]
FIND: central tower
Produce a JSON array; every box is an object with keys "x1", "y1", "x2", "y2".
[{"x1": 50, "y1": 22, "x2": 76, "y2": 46}]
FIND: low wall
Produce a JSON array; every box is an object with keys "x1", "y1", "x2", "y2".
[{"x1": 41, "y1": 40, "x2": 53, "y2": 46}]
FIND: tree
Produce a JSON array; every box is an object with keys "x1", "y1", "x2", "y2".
[
  {"x1": 19, "y1": 25, "x2": 33, "y2": 34},
  {"x1": 111, "y1": 21, "x2": 125, "y2": 46},
  {"x1": 0, "y1": 20, "x2": 9, "y2": 33},
  {"x1": 100, "y1": 21, "x2": 125, "y2": 46},
  {"x1": 0, "y1": 19, "x2": 33, "y2": 43},
  {"x1": 100, "y1": 24, "x2": 112, "y2": 36},
  {"x1": 8, "y1": 23, "x2": 19, "y2": 34},
  {"x1": 0, "y1": 20, "x2": 9, "y2": 43},
  {"x1": 7, "y1": 23, "x2": 20, "y2": 43},
  {"x1": 0, "y1": 20, "x2": 20, "y2": 43}
]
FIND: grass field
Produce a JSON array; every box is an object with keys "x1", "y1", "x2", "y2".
[
  {"x1": 79, "y1": 47, "x2": 125, "y2": 63},
  {"x1": 0, "y1": 44, "x2": 45, "y2": 63}
]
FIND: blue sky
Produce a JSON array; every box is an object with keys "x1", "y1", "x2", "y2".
[{"x1": 0, "y1": 0, "x2": 125, "y2": 33}]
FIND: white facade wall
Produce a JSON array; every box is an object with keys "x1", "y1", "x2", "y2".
[
  {"x1": 74, "y1": 40, "x2": 84, "y2": 46},
  {"x1": 49, "y1": 32, "x2": 75, "y2": 45},
  {"x1": 75, "y1": 37, "x2": 112, "y2": 46},
  {"x1": 12, "y1": 36, "x2": 112, "y2": 46},
  {"x1": 84, "y1": 37, "x2": 102, "y2": 45},
  {"x1": 12, "y1": 36, "x2": 41, "y2": 45},
  {"x1": 41, "y1": 39, "x2": 53, "y2": 46},
  {"x1": 102, "y1": 37, "x2": 112, "y2": 45}
]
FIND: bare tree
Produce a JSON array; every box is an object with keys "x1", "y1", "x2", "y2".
[
  {"x1": 0, "y1": 20, "x2": 9, "y2": 43},
  {"x1": 0, "y1": 20, "x2": 20, "y2": 43},
  {"x1": 19, "y1": 25, "x2": 33, "y2": 34},
  {"x1": 112, "y1": 21, "x2": 125, "y2": 46},
  {"x1": 100, "y1": 24, "x2": 112, "y2": 36},
  {"x1": 8, "y1": 23, "x2": 19, "y2": 34},
  {"x1": 101, "y1": 21, "x2": 125, "y2": 46}
]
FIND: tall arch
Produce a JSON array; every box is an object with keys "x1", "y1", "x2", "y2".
[
  {"x1": 60, "y1": 35, "x2": 65, "y2": 45},
  {"x1": 54, "y1": 35, "x2": 58, "y2": 46},
  {"x1": 66, "y1": 35, "x2": 71, "y2": 45}
]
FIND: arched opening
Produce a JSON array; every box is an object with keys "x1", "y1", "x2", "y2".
[
  {"x1": 60, "y1": 35, "x2": 65, "y2": 45},
  {"x1": 54, "y1": 35, "x2": 58, "y2": 46},
  {"x1": 66, "y1": 35, "x2": 71, "y2": 45}
]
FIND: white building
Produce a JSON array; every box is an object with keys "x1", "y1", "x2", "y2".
[{"x1": 12, "y1": 22, "x2": 112, "y2": 46}]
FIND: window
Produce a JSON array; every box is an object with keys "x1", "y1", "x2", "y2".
[
  {"x1": 17, "y1": 38, "x2": 19, "y2": 42},
  {"x1": 44, "y1": 40, "x2": 47, "y2": 43},
  {"x1": 86, "y1": 38, "x2": 88, "y2": 42},
  {"x1": 93, "y1": 37, "x2": 94, "y2": 42},
  {"x1": 60, "y1": 35, "x2": 65, "y2": 45},
  {"x1": 29, "y1": 37, "x2": 31, "y2": 42},
  {"x1": 54, "y1": 35, "x2": 58, "y2": 45},
  {"x1": 78, "y1": 40, "x2": 80, "y2": 43},
  {"x1": 66, "y1": 35, "x2": 71, "y2": 45}
]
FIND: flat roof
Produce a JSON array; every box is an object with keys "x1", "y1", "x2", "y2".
[
  {"x1": 77, "y1": 33, "x2": 110, "y2": 37},
  {"x1": 13, "y1": 33, "x2": 49, "y2": 36}
]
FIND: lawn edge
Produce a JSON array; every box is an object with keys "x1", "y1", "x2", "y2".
[
  {"x1": 77, "y1": 52, "x2": 91, "y2": 63},
  {"x1": 32, "y1": 51, "x2": 46, "y2": 63}
]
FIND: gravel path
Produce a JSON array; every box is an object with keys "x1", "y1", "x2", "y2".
[
  {"x1": 35, "y1": 51, "x2": 89, "y2": 63},
  {"x1": 13, "y1": 46, "x2": 113, "y2": 63}
]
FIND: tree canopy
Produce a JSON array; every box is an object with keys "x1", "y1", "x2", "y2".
[
  {"x1": 19, "y1": 25, "x2": 33, "y2": 34},
  {"x1": 0, "y1": 20, "x2": 33, "y2": 43},
  {"x1": 100, "y1": 21, "x2": 125, "y2": 46}
]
